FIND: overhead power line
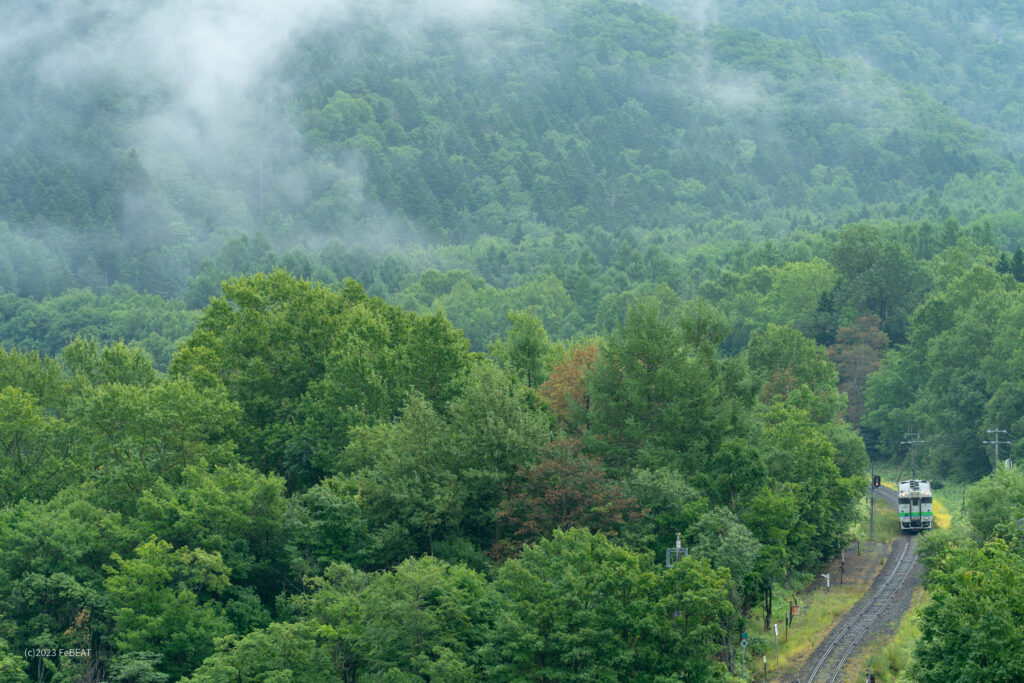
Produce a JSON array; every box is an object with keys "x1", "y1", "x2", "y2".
[{"x1": 983, "y1": 429, "x2": 1014, "y2": 472}]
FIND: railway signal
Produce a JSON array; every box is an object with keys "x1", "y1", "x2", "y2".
[{"x1": 870, "y1": 468, "x2": 878, "y2": 541}]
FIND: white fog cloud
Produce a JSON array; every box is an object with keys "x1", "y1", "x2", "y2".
[{"x1": 7, "y1": 0, "x2": 522, "y2": 243}]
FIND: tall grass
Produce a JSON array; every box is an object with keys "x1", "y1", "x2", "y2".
[
  {"x1": 762, "y1": 544, "x2": 891, "y2": 680},
  {"x1": 844, "y1": 586, "x2": 930, "y2": 682},
  {"x1": 850, "y1": 494, "x2": 901, "y2": 543},
  {"x1": 767, "y1": 576, "x2": 881, "y2": 674}
]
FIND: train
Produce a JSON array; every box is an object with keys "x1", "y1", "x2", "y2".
[{"x1": 897, "y1": 479, "x2": 932, "y2": 532}]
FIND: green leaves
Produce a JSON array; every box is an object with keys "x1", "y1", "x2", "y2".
[
  {"x1": 61, "y1": 338, "x2": 158, "y2": 387},
  {"x1": 0, "y1": 386, "x2": 75, "y2": 504},
  {"x1": 257, "y1": 558, "x2": 498, "y2": 682},
  {"x1": 687, "y1": 507, "x2": 761, "y2": 605},
  {"x1": 72, "y1": 379, "x2": 240, "y2": 473},
  {"x1": 172, "y1": 272, "x2": 470, "y2": 488},
  {"x1": 0, "y1": 253, "x2": 886, "y2": 681},
  {"x1": 758, "y1": 404, "x2": 860, "y2": 568},
  {"x1": 914, "y1": 538, "x2": 1024, "y2": 682},
  {"x1": 865, "y1": 263, "x2": 1024, "y2": 479},
  {"x1": 181, "y1": 621, "x2": 345, "y2": 683},
  {"x1": 348, "y1": 395, "x2": 465, "y2": 566},
  {"x1": 132, "y1": 463, "x2": 293, "y2": 601},
  {"x1": 357, "y1": 557, "x2": 496, "y2": 678},
  {"x1": 747, "y1": 323, "x2": 846, "y2": 423},
  {"x1": 831, "y1": 223, "x2": 931, "y2": 343},
  {"x1": 587, "y1": 296, "x2": 755, "y2": 472},
  {"x1": 493, "y1": 528, "x2": 732, "y2": 681},
  {"x1": 965, "y1": 468, "x2": 1024, "y2": 541},
  {"x1": 104, "y1": 538, "x2": 233, "y2": 680},
  {"x1": 491, "y1": 309, "x2": 555, "y2": 389},
  {"x1": 329, "y1": 361, "x2": 553, "y2": 565}
]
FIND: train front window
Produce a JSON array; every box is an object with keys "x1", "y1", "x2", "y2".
[
  {"x1": 922, "y1": 496, "x2": 931, "y2": 504},
  {"x1": 899, "y1": 497, "x2": 910, "y2": 505}
]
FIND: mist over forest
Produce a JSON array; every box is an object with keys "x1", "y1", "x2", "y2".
[
  {"x1": 3, "y1": 0, "x2": 1024, "y2": 681},
  {"x1": 4, "y1": 0, "x2": 1024, "y2": 312}
]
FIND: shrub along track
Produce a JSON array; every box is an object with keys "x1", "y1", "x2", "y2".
[{"x1": 791, "y1": 487, "x2": 923, "y2": 683}]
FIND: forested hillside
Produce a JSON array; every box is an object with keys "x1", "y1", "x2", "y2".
[
  {"x1": 3, "y1": 0, "x2": 1024, "y2": 310},
  {"x1": 2, "y1": 0, "x2": 1024, "y2": 680}
]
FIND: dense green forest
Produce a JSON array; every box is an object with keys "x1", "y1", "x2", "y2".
[
  {"x1": 2, "y1": 0, "x2": 1024, "y2": 680},
  {"x1": 0, "y1": 274, "x2": 865, "y2": 680},
  {"x1": 911, "y1": 468, "x2": 1024, "y2": 681}
]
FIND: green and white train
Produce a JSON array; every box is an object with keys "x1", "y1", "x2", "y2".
[{"x1": 898, "y1": 479, "x2": 932, "y2": 532}]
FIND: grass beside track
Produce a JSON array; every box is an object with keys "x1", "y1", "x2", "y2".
[
  {"x1": 851, "y1": 493, "x2": 901, "y2": 543},
  {"x1": 764, "y1": 572, "x2": 883, "y2": 678},
  {"x1": 763, "y1": 504, "x2": 897, "y2": 681},
  {"x1": 762, "y1": 546, "x2": 891, "y2": 680},
  {"x1": 841, "y1": 473, "x2": 966, "y2": 682},
  {"x1": 842, "y1": 585, "x2": 930, "y2": 682}
]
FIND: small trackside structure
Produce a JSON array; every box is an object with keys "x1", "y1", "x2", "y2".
[{"x1": 897, "y1": 480, "x2": 932, "y2": 532}]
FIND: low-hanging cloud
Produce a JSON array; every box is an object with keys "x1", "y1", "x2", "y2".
[{"x1": 6, "y1": 0, "x2": 523, "y2": 249}]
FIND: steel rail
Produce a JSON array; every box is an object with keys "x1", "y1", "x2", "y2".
[
  {"x1": 803, "y1": 530, "x2": 917, "y2": 681},
  {"x1": 821, "y1": 542, "x2": 917, "y2": 681}
]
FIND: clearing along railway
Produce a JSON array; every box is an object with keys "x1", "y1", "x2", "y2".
[{"x1": 793, "y1": 486, "x2": 923, "y2": 682}]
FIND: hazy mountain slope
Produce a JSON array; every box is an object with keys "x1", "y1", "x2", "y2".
[
  {"x1": 0, "y1": 0, "x2": 1020, "y2": 302},
  {"x1": 704, "y1": 0, "x2": 1024, "y2": 151}
]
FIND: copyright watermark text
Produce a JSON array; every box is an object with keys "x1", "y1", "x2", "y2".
[{"x1": 24, "y1": 648, "x2": 91, "y2": 658}]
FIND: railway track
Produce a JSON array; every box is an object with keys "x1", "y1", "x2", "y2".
[{"x1": 799, "y1": 486, "x2": 918, "y2": 683}]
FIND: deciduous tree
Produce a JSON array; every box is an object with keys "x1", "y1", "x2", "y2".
[
  {"x1": 493, "y1": 449, "x2": 641, "y2": 558},
  {"x1": 828, "y1": 314, "x2": 888, "y2": 425},
  {"x1": 104, "y1": 538, "x2": 233, "y2": 680},
  {"x1": 539, "y1": 341, "x2": 598, "y2": 434}
]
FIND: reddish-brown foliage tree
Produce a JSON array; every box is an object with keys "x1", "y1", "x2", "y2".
[
  {"x1": 490, "y1": 447, "x2": 641, "y2": 560},
  {"x1": 538, "y1": 342, "x2": 598, "y2": 433},
  {"x1": 828, "y1": 315, "x2": 889, "y2": 424}
]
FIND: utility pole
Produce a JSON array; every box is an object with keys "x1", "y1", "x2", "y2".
[
  {"x1": 870, "y1": 465, "x2": 875, "y2": 542},
  {"x1": 984, "y1": 429, "x2": 1013, "y2": 472},
  {"x1": 901, "y1": 432, "x2": 925, "y2": 479}
]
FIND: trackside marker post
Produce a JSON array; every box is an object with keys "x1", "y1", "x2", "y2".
[
  {"x1": 774, "y1": 623, "x2": 779, "y2": 671},
  {"x1": 740, "y1": 636, "x2": 747, "y2": 678}
]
